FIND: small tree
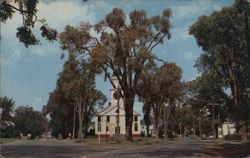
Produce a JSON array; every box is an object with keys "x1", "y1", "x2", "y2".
[
  {"x1": 0, "y1": 96, "x2": 15, "y2": 125},
  {"x1": 188, "y1": 73, "x2": 228, "y2": 139},
  {"x1": 14, "y1": 106, "x2": 48, "y2": 139},
  {"x1": 46, "y1": 54, "x2": 106, "y2": 141},
  {"x1": 137, "y1": 62, "x2": 182, "y2": 139},
  {"x1": 0, "y1": 96, "x2": 16, "y2": 138}
]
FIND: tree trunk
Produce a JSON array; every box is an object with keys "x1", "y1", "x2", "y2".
[
  {"x1": 211, "y1": 105, "x2": 216, "y2": 139},
  {"x1": 228, "y1": 49, "x2": 238, "y2": 106},
  {"x1": 152, "y1": 103, "x2": 159, "y2": 139},
  {"x1": 78, "y1": 102, "x2": 83, "y2": 141},
  {"x1": 240, "y1": 123, "x2": 247, "y2": 141},
  {"x1": 155, "y1": 118, "x2": 159, "y2": 139},
  {"x1": 179, "y1": 121, "x2": 182, "y2": 137},
  {"x1": 198, "y1": 119, "x2": 201, "y2": 138},
  {"x1": 215, "y1": 124, "x2": 218, "y2": 139},
  {"x1": 146, "y1": 123, "x2": 149, "y2": 137},
  {"x1": 124, "y1": 92, "x2": 134, "y2": 141},
  {"x1": 72, "y1": 104, "x2": 76, "y2": 139},
  {"x1": 244, "y1": 12, "x2": 250, "y2": 61},
  {"x1": 164, "y1": 106, "x2": 168, "y2": 140}
]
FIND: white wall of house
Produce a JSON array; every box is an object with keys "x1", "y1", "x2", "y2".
[
  {"x1": 95, "y1": 115, "x2": 126, "y2": 136},
  {"x1": 218, "y1": 122, "x2": 236, "y2": 138},
  {"x1": 141, "y1": 124, "x2": 155, "y2": 136},
  {"x1": 95, "y1": 76, "x2": 140, "y2": 137},
  {"x1": 95, "y1": 114, "x2": 140, "y2": 136},
  {"x1": 222, "y1": 122, "x2": 236, "y2": 136}
]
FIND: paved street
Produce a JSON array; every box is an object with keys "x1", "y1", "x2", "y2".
[
  {"x1": 88, "y1": 139, "x2": 229, "y2": 158},
  {"x1": 0, "y1": 139, "x2": 106, "y2": 158},
  {"x1": 0, "y1": 139, "x2": 230, "y2": 158}
]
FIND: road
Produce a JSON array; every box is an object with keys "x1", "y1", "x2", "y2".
[
  {"x1": 0, "y1": 139, "x2": 105, "y2": 158},
  {"x1": 89, "y1": 139, "x2": 229, "y2": 158},
  {"x1": 0, "y1": 139, "x2": 230, "y2": 158}
]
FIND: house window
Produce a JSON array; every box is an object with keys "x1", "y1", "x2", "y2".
[
  {"x1": 107, "y1": 116, "x2": 110, "y2": 122},
  {"x1": 98, "y1": 116, "x2": 101, "y2": 122},
  {"x1": 106, "y1": 126, "x2": 109, "y2": 131},
  {"x1": 134, "y1": 123, "x2": 138, "y2": 131},
  {"x1": 98, "y1": 123, "x2": 101, "y2": 132},
  {"x1": 134, "y1": 116, "x2": 138, "y2": 122}
]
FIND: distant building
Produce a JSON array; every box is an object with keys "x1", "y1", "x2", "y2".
[
  {"x1": 140, "y1": 120, "x2": 156, "y2": 137},
  {"x1": 94, "y1": 77, "x2": 141, "y2": 138},
  {"x1": 218, "y1": 122, "x2": 236, "y2": 138}
]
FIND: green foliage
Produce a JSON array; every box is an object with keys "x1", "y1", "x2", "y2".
[
  {"x1": 0, "y1": 96, "x2": 15, "y2": 123},
  {"x1": 224, "y1": 133, "x2": 241, "y2": 140},
  {"x1": 0, "y1": 97, "x2": 18, "y2": 138},
  {"x1": 137, "y1": 62, "x2": 183, "y2": 138},
  {"x1": 14, "y1": 106, "x2": 48, "y2": 139},
  {"x1": 0, "y1": 126, "x2": 19, "y2": 138},
  {"x1": 46, "y1": 54, "x2": 106, "y2": 139},
  {"x1": 60, "y1": 8, "x2": 173, "y2": 140},
  {"x1": 0, "y1": 1, "x2": 15, "y2": 22},
  {"x1": 16, "y1": 26, "x2": 39, "y2": 47},
  {"x1": 1, "y1": 0, "x2": 57, "y2": 47},
  {"x1": 189, "y1": 3, "x2": 250, "y2": 126}
]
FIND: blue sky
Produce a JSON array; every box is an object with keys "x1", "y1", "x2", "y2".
[{"x1": 1, "y1": 0, "x2": 234, "y2": 113}]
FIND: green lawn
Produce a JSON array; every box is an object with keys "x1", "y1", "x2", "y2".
[
  {"x1": 223, "y1": 141, "x2": 250, "y2": 158},
  {"x1": 76, "y1": 136, "x2": 168, "y2": 146},
  {"x1": 0, "y1": 138, "x2": 21, "y2": 144}
]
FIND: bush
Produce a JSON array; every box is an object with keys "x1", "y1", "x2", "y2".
[
  {"x1": 88, "y1": 129, "x2": 95, "y2": 136},
  {"x1": 0, "y1": 126, "x2": 19, "y2": 138},
  {"x1": 224, "y1": 133, "x2": 240, "y2": 140},
  {"x1": 140, "y1": 132, "x2": 145, "y2": 137},
  {"x1": 247, "y1": 134, "x2": 250, "y2": 140}
]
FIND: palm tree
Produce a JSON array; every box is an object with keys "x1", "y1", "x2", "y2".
[{"x1": 0, "y1": 96, "x2": 15, "y2": 127}]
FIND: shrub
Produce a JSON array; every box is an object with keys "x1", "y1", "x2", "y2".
[{"x1": 224, "y1": 133, "x2": 240, "y2": 140}]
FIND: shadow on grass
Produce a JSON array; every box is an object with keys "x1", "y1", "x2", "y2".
[{"x1": 223, "y1": 141, "x2": 250, "y2": 158}]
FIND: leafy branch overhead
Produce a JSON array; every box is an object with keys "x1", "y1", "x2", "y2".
[{"x1": 0, "y1": 0, "x2": 57, "y2": 47}]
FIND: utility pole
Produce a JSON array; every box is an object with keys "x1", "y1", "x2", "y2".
[
  {"x1": 105, "y1": 118, "x2": 107, "y2": 144},
  {"x1": 113, "y1": 88, "x2": 121, "y2": 144}
]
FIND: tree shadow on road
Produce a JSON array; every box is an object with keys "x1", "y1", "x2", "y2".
[{"x1": 1, "y1": 145, "x2": 102, "y2": 158}]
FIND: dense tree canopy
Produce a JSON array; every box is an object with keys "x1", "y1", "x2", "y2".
[
  {"x1": 190, "y1": 2, "x2": 250, "y2": 140},
  {"x1": 137, "y1": 62, "x2": 183, "y2": 138},
  {"x1": 14, "y1": 106, "x2": 48, "y2": 139},
  {"x1": 46, "y1": 54, "x2": 106, "y2": 140}
]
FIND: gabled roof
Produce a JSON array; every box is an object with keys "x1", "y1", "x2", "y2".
[{"x1": 96, "y1": 105, "x2": 140, "y2": 116}]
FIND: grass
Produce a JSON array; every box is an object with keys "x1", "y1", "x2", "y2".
[
  {"x1": 0, "y1": 138, "x2": 21, "y2": 144},
  {"x1": 76, "y1": 136, "x2": 168, "y2": 146},
  {"x1": 223, "y1": 141, "x2": 250, "y2": 158}
]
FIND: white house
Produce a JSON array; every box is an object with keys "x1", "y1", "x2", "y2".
[
  {"x1": 218, "y1": 122, "x2": 236, "y2": 138},
  {"x1": 140, "y1": 120, "x2": 156, "y2": 137},
  {"x1": 95, "y1": 77, "x2": 141, "y2": 138}
]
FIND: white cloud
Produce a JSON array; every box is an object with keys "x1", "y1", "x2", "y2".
[
  {"x1": 32, "y1": 97, "x2": 45, "y2": 110},
  {"x1": 168, "y1": 26, "x2": 192, "y2": 43},
  {"x1": 173, "y1": 0, "x2": 221, "y2": 19},
  {"x1": 2, "y1": 50, "x2": 21, "y2": 66},
  {"x1": 187, "y1": 72, "x2": 201, "y2": 81},
  {"x1": 184, "y1": 51, "x2": 195, "y2": 60},
  {"x1": 28, "y1": 42, "x2": 61, "y2": 57},
  {"x1": 36, "y1": 1, "x2": 96, "y2": 31}
]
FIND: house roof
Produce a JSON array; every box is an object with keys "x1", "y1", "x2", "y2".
[{"x1": 96, "y1": 105, "x2": 140, "y2": 116}]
